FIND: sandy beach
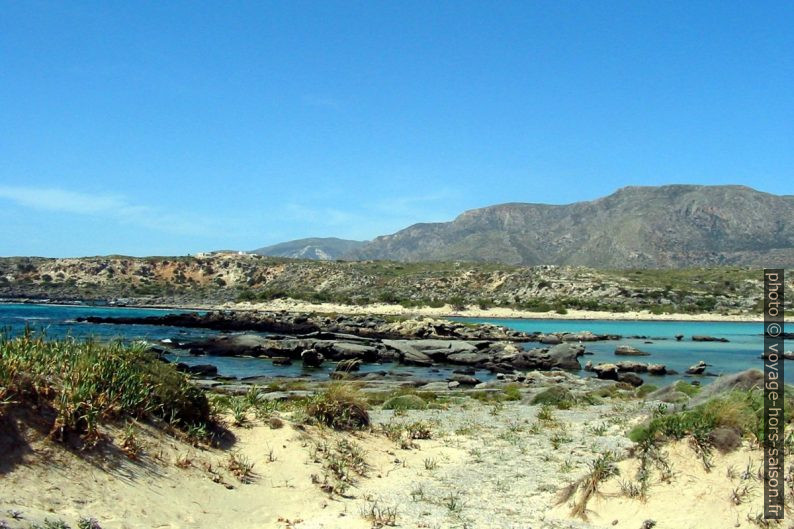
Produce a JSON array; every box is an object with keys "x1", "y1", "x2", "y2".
[
  {"x1": 0, "y1": 394, "x2": 767, "y2": 529},
  {"x1": 213, "y1": 299, "x2": 763, "y2": 323}
]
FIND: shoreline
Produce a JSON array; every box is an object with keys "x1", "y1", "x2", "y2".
[
  {"x1": 217, "y1": 299, "x2": 764, "y2": 323},
  {"x1": 2, "y1": 298, "x2": 763, "y2": 322}
]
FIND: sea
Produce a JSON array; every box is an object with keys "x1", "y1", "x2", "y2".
[{"x1": 0, "y1": 303, "x2": 783, "y2": 384}]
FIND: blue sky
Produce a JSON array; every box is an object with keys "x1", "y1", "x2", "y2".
[{"x1": 1, "y1": 1, "x2": 792, "y2": 257}]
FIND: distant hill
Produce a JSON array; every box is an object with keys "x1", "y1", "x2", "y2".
[
  {"x1": 344, "y1": 185, "x2": 794, "y2": 268},
  {"x1": 252, "y1": 237, "x2": 365, "y2": 260}
]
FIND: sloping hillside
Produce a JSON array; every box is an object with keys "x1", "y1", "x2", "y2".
[
  {"x1": 253, "y1": 238, "x2": 364, "y2": 260},
  {"x1": 347, "y1": 185, "x2": 794, "y2": 267}
]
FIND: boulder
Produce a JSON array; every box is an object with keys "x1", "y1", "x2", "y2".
[
  {"x1": 181, "y1": 334, "x2": 270, "y2": 356},
  {"x1": 449, "y1": 374, "x2": 481, "y2": 385},
  {"x1": 686, "y1": 360, "x2": 708, "y2": 375},
  {"x1": 403, "y1": 349, "x2": 434, "y2": 367},
  {"x1": 300, "y1": 348, "x2": 324, "y2": 367},
  {"x1": 562, "y1": 331, "x2": 600, "y2": 342},
  {"x1": 547, "y1": 343, "x2": 585, "y2": 369},
  {"x1": 510, "y1": 343, "x2": 584, "y2": 371},
  {"x1": 329, "y1": 342, "x2": 379, "y2": 360},
  {"x1": 617, "y1": 372, "x2": 644, "y2": 387},
  {"x1": 675, "y1": 334, "x2": 684, "y2": 341},
  {"x1": 446, "y1": 352, "x2": 491, "y2": 365},
  {"x1": 592, "y1": 363, "x2": 619, "y2": 380},
  {"x1": 538, "y1": 334, "x2": 561, "y2": 345},
  {"x1": 647, "y1": 363, "x2": 667, "y2": 375},
  {"x1": 178, "y1": 363, "x2": 218, "y2": 376},
  {"x1": 614, "y1": 345, "x2": 650, "y2": 356},
  {"x1": 615, "y1": 361, "x2": 648, "y2": 373}
]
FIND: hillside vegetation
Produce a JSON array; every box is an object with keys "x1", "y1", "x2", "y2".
[{"x1": 1, "y1": 255, "x2": 788, "y2": 315}]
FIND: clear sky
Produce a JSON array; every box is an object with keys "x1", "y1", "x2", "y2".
[{"x1": 1, "y1": 1, "x2": 792, "y2": 257}]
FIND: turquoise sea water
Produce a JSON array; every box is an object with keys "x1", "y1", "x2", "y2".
[
  {"x1": 0, "y1": 304, "x2": 782, "y2": 383},
  {"x1": 455, "y1": 317, "x2": 773, "y2": 383},
  {"x1": 0, "y1": 303, "x2": 457, "y2": 381}
]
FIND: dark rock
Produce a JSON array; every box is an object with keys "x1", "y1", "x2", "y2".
[
  {"x1": 692, "y1": 335, "x2": 729, "y2": 343},
  {"x1": 300, "y1": 348, "x2": 324, "y2": 367},
  {"x1": 510, "y1": 343, "x2": 584, "y2": 371},
  {"x1": 179, "y1": 333, "x2": 270, "y2": 356},
  {"x1": 685, "y1": 360, "x2": 708, "y2": 375},
  {"x1": 647, "y1": 363, "x2": 667, "y2": 375},
  {"x1": 592, "y1": 363, "x2": 619, "y2": 380},
  {"x1": 675, "y1": 334, "x2": 684, "y2": 341},
  {"x1": 272, "y1": 356, "x2": 292, "y2": 366},
  {"x1": 617, "y1": 372, "x2": 644, "y2": 387},
  {"x1": 177, "y1": 363, "x2": 219, "y2": 376}
]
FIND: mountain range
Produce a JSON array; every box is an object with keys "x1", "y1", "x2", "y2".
[{"x1": 253, "y1": 185, "x2": 794, "y2": 268}]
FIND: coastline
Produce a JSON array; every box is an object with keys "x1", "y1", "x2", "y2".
[
  {"x1": 216, "y1": 299, "x2": 764, "y2": 323},
  {"x1": 2, "y1": 298, "x2": 763, "y2": 322}
]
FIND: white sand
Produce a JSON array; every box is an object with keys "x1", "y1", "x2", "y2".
[
  {"x1": 0, "y1": 400, "x2": 770, "y2": 529},
  {"x1": 215, "y1": 299, "x2": 762, "y2": 322}
]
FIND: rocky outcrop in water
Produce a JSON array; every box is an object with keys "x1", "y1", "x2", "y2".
[{"x1": 78, "y1": 311, "x2": 530, "y2": 341}]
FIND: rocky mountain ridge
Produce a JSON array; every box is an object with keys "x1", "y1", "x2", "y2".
[{"x1": 346, "y1": 185, "x2": 794, "y2": 267}]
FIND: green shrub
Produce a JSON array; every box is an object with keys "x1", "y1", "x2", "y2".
[
  {"x1": 503, "y1": 384, "x2": 522, "y2": 401},
  {"x1": 531, "y1": 386, "x2": 574, "y2": 408},
  {"x1": 635, "y1": 384, "x2": 658, "y2": 398},
  {"x1": 628, "y1": 390, "x2": 774, "y2": 446},
  {"x1": 382, "y1": 394, "x2": 427, "y2": 411},
  {"x1": 674, "y1": 380, "x2": 701, "y2": 397}
]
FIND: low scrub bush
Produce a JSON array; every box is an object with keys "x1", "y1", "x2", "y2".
[
  {"x1": 382, "y1": 394, "x2": 427, "y2": 411},
  {"x1": 628, "y1": 389, "x2": 786, "y2": 449},
  {"x1": 531, "y1": 386, "x2": 575, "y2": 408},
  {"x1": 307, "y1": 382, "x2": 370, "y2": 430}
]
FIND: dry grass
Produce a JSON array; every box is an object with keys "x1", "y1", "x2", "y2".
[
  {"x1": 307, "y1": 382, "x2": 370, "y2": 430},
  {"x1": 0, "y1": 331, "x2": 210, "y2": 444}
]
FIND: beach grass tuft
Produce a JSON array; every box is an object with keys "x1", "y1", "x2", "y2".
[
  {"x1": 307, "y1": 381, "x2": 370, "y2": 430},
  {"x1": 0, "y1": 330, "x2": 210, "y2": 444}
]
